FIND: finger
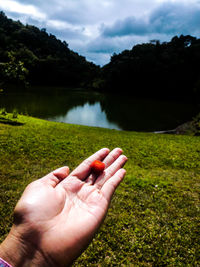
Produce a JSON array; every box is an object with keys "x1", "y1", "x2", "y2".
[
  {"x1": 103, "y1": 147, "x2": 123, "y2": 168},
  {"x1": 94, "y1": 155, "x2": 127, "y2": 189},
  {"x1": 69, "y1": 148, "x2": 110, "y2": 181},
  {"x1": 101, "y1": 168, "x2": 126, "y2": 202},
  {"x1": 40, "y1": 166, "x2": 69, "y2": 187},
  {"x1": 85, "y1": 147, "x2": 123, "y2": 184}
]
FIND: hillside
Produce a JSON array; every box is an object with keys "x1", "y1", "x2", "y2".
[
  {"x1": 94, "y1": 35, "x2": 200, "y2": 100},
  {"x1": 1, "y1": 12, "x2": 200, "y2": 102},
  {"x1": 0, "y1": 114, "x2": 199, "y2": 265},
  {"x1": 0, "y1": 11, "x2": 99, "y2": 87}
]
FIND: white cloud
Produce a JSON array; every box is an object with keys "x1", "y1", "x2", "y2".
[
  {"x1": 46, "y1": 19, "x2": 86, "y2": 39},
  {"x1": 1, "y1": 0, "x2": 200, "y2": 65},
  {"x1": 0, "y1": 0, "x2": 46, "y2": 20},
  {"x1": 47, "y1": 20, "x2": 72, "y2": 30}
]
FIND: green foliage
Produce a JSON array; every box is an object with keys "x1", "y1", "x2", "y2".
[
  {"x1": 101, "y1": 35, "x2": 200, "y2": 100},
  {"x1": 0, "y1": 107, "x2": 7, "y2": 115},
  {"x1": 1, "y1": 51, "x2": 29, "y2": 86},
  {"x1": 12, "y1": 108, "x2": 18, "y2": 119},
  {"x1": 0, "y1": 11, "x2": 99, "y2": 88},
  {"x1": 192, "y1": 113, "x2": 200, "y2": 135},
  {"x1": 0, "y1": 110, "x2": 22, "y2": 125},
  {"x1": 175, "y1": 112, "x2": 200, "y2": 136},
  {"x1": 1, "y1": 10, "x2": 200, "y2": 100},
  {"x1": 91, "y1": 78, "x2": 106, "y2": 91},
  {"x1": 0, "y1": 115, "x2": 199, "y2": 265}
]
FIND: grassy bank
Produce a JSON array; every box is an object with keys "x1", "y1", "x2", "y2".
[{"x1": 0, "y1": 114, "x2": 199, "y2": 266}]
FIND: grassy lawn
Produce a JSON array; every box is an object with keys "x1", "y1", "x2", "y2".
[{"x1": 0, "y1": 114, "x2": 199, "y2": 266}]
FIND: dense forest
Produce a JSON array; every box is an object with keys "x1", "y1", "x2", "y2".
[
  {"x1": 0, "y1": 11, "x2": 200, "y2": 101},
  {"x1": 0, "y1": 11, "x2": 99, "y2": 87},
  {"x1": 97, "y1": 36, "x2": 200, "y2": 100}
]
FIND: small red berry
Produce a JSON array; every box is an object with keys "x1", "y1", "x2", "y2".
[{"x1": 91, "y1": 160, "x2": 105, "y2": 173}]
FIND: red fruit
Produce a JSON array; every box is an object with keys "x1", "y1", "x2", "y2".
[{"x1": 91, "y1": 160, "x2": 105, "y2": 173}]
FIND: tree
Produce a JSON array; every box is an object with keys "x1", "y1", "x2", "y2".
[
  {"x1": 1, "y1": 51, "x2": 29, "y2": 86},
  {"x1": 0, "y1": 12, "x2": 99, "y2": 88}
]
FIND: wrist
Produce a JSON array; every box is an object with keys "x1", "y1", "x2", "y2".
[
  {"x1": 0, "y1": 257, "x2": 13, "y2": 267},
  {"x1": 0, "y1": 226, "x2": 54, "y2": 267}
]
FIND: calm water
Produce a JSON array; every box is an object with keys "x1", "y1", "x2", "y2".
[
  {"x1": 52, "y1": 102, "x2": 121, "y2": 130},
  {"x1": 0, "y1": 89, "x2": 199, "y2": 131}
]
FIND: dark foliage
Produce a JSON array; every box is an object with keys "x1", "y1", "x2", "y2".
[
  {"x1": 0, "y1": 11, "x2": 99, "y2": 87},
  {"x1": 1, "y1": 11, "x2": 200, "y2": 101},
  {"x1": 99, "y1": 36, "x2": 200, "y2": 101}
]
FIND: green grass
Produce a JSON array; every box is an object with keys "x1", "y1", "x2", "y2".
[{"x1": 0, "y1": 114, "x2": 199, "y2": 266}]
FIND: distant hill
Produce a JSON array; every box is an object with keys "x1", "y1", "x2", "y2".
[
  {"x1": 94, "y1": 35, "x2": 200, "y2": 101},
  {"x1": 0, "y1": 11, "x2": 99, "y2": 87},
  {"x1": 1, "y1": 11, "x2": 200, "y2": 101}
]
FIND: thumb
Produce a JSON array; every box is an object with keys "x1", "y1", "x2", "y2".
[
  {"x1": 53, "y1": 166, "x2": 70, "y2": 179},
  {"x1": 40, "y1": 166, "x2": 70, "y2": 187}
]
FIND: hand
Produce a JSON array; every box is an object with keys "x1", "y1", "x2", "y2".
[{"x1": 0, "y1": 148, "x2": 127, "y2": 266}]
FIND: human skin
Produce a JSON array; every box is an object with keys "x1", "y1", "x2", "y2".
[{"x1": 0, "y1": 148, "x2": 127, "y2": 266}]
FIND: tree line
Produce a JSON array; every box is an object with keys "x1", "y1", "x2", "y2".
[
  {"x1": 0, "y1": 11, "x2": 99, "y2": 88},
  {"x1": 94, "y1": 36, "x2": 200, "y2": 100},
  {"x1": 0, "y1": 11, "x2": 200, "y2": 101}
]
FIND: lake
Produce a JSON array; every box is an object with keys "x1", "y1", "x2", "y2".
[{"x1": 0, "y1": 89, "x2": 199, "y2": 132}]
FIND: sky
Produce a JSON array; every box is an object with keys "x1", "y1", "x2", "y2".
[{"x1": 0, "y1": 0, "x2": 200, "y2": 66}]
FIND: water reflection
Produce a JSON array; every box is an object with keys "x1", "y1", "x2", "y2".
[
  {"x1": 0, "y1": 89, "x2": 198, "y2": 131},
  {"x1": 50, "y1": 102, "x2": 121, "y2": 130}
]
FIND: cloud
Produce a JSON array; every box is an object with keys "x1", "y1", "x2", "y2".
[
  {"x1": 101, "y1": 1, "x2": 200, "y2": 37},
  {"x1": 93, "y1": 1, "x2": 200, "y2": 64},
  {"x1": 1, "y1": 0, "x2": 200, "y2": 66},
  {"x1": 83, "y1": 34, "x2": 151, "y2": 66},
  {"x1": 87, "y1": 34, "x2": 151, "y2": 54},
  {"x1": 84, "y1": 52, "x2": 111, "y2": 66},
  {"x1": 45, "y1": 20, "x2": 87, "y2": 40},
  {"x1": 150, "y1": 2, "x2": 200, "y2": 35},
  {"x1": 0, "y1": 0, "x2": 46, "y2": 20},
  {"x1": 102, "y1": 17, "x2": 149, "y2": 37}
]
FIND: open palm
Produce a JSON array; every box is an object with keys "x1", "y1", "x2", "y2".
[{"x1": 13, "y1": 148, "x2": 127, "y2": 266}]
